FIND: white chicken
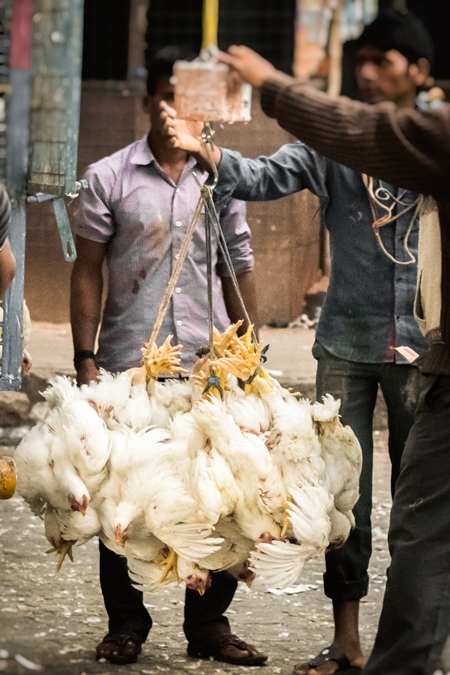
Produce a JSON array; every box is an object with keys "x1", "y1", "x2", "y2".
[
  {"x1": 189, "y1": 325, "x2": 362, "y2": 588},
  {"x1": 99, "y1": 424, "x2": 223, "y2": 586},
  {"x1": 79, "y1": 370, "x2": 152, "y2": 431},
  {"x1": 15, "y1": 421, "x2": 89, "y2": 516},
  {"x1": 149, "y1": 379, "x2": 193, "y2": 428},
  {"x1": 44, "y1": 501, "x2": 102, "y2": 570},
  {"x1": 46, "y1": 398, "x2": 111, "y2": 498},
  {"x1": 187, "y1": 397, "x2": 284, "y2": 542},
  {"x1": 249, "y1": 482, "x2": 333, "y2": 588},
  {"x1": 310, "y1": 394, "x2": 362, "y2": 540},
  {"x1": 15, "y1": 322, "x2": 362, "y2": 597}
]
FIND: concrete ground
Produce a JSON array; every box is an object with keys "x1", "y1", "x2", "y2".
[{"x1": 0, "y1": 322, "x2": 392, "y2": 675}]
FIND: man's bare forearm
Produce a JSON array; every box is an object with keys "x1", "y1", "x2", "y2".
[
  {"x1": 70, "y1": 260, "x2": 103, "y2": 385},
  {"x1": 70, "y1": 266, "x2": 103, "y2": 352}
]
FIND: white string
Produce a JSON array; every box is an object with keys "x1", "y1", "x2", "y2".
[{"x1": 362, "y1": 174, "x2": 423, "y2": 266}]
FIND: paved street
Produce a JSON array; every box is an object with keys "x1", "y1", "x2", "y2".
[{"x1": 0, "y1": 323, "x2": 392, "y2": 675}]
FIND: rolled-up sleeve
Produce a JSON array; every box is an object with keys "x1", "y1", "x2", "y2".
[
  {"x1": 262, "y1": 75, "x2": 450, "y2": 200},
  {"x1": 72, "y1": 164, "x2": 115, "y2": 243},
  {"x1": 0, "y1": 184, "x2": 11, "y2": 250},
  {"x1": 216, "y1": 198, "x2": 254, "y2": 277}
]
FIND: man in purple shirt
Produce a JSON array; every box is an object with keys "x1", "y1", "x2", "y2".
[{"x1": 70, "y1": 47, "x2": 265, "y2": 667}]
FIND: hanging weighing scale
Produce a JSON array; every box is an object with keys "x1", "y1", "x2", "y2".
[
  {"x1": 173, "y1": 0, "x2": 252, "y2": 124},
  {"x1": 147, "y1": 0, "x2": 257, "y2": 383}
]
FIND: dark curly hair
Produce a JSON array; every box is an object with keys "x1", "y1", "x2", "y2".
[
  {"x1": 146, "y1": 46, "x2": 197, "y2": 95},
  {"x1": 356, "y1": 9, "x2": 434, "y2": 67}
]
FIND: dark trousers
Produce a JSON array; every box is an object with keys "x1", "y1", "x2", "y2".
[
  {"x1": 313, "y1": 343, "x2": 423, "y2": 603},
  {"x1": 364, "y1": 375, "x2": 450, "y2": 675},
  {"x1": 99, "y1": 540, "x2": 237, "y2": 642}
]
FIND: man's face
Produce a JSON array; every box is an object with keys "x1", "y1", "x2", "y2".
[
  {"x1": 355, "y1": 44, "x2": 418, "y2": 106},
  {"x1": 144, "y1": 74, "x2": 175, "y2": 129}
]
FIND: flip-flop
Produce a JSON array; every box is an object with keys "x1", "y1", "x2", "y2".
[
  {"x1": 292, "y1": 646, "x2": 363, "y2": 674},
  {"x1": 187, "y1": 633, "x2": 268, "y2": 666}
]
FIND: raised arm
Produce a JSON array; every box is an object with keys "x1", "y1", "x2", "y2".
[
  {"x1": 160, "y1": 101, "x2": 328, "y2": 208},
  {"x1": 215, "y1": 144, "x2": 328, "y2": 208},
  {"x1": 219, "y1": 46, "x2": 450, "y2": 200},
  {"x1": 262, "y1": 76, "x2": 450, "y2": 199}
]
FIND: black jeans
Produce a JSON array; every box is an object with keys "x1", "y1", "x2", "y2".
[
  {"x1": 99, "y1": 540, "x2": 237, "y2": 642},
  {"x1": 313, "y1": 343, "x2": 423, "y2": 603},
  {"x1": 365, "y1": 375, "x2": 450, "y2": 675}
]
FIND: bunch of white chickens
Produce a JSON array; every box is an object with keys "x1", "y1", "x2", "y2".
[{"x1": 15, "y1": 322, "x2": 362, "y2": 593}]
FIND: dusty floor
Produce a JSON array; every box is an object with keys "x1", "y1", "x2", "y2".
[{"x1": 0, "y1": 433, "x2": 391, "y2": 675}]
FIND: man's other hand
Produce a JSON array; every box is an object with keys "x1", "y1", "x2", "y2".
[
  {"x1": 76, "y1": 359, "x2": 100, "y2": 387},
  {"x1": 217, "y1": 46, "x2": 277, "y2": 89},
  {"x1": 159, "y1": 101, "x2": 203, "y2": 154}
]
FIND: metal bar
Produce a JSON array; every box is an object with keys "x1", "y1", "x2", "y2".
[
  {"x1": 52, "y1": 197, "x2": 77, "y2": 262},
  {"x1": 28, "y1": 0, "x2": 84, "y2": 195},
  {"x1": 0, "y1": 199, "x2": 25, "y2": 390},
  {"x1": 65, "y1": 0, "x2": 84, "y2": 194},
  {"x1": 2, "y1": 0, "x2": 34, "y2": 390}
]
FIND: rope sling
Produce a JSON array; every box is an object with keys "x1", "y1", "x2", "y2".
[
  {"x1": 148, "y1": 127, "x2": 255, "y2": 354},
  {"x1": 148, "y1": 0, "x2": 256, "y2": 367},
  {"x1": 362, "y1": 173, "x2": 423, "y2": 266}
]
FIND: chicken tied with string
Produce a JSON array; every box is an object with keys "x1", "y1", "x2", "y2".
[{"x1": 14, "y1": 322, "x2": 362, "y2": 592}]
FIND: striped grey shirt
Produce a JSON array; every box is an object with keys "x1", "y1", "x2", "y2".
[{"x1": 0, "y1": 183, "x2": 11, "y2": 250}]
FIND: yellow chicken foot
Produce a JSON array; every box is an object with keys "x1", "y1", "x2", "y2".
[
  {"x1": 46, "y1": 540, "x2": 76, "y2": 572},
  {"x1": 280, "y1": 496, "x2": 293, "y2": 539},
  {"x1": 158, "y1": 547, "x2": 179, "y2": 583}
]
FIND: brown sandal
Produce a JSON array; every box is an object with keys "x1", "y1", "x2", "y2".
[
  {"x1": 95, "y1": 632, "x2": 143, "y2": 664},
  {"x1": 187, "y1": 633, "x2": 268, "y2": 666}
]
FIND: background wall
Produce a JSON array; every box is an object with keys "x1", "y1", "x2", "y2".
[
  {"x1": 25, "y1": 0, "x2": 449, "y2": 325},
  {"x1": 23, "y1": 0, "x2": 325, "y2": 326},
  {"x1": 24, "y1": 85, "x2": 322, "y2": 326}
]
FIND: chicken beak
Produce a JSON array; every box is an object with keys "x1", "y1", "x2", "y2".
[
  {"x1": 68, "y1": 494, "x2": 89, "y2": 515},
  {"x1": 197, "y1": 588, "x2": 206, "y2": 596},
  {"x1": 81, "y1": 495, "x2": 89, "y2": 515},
  {"x1": 114, "y1": 526, "x2": 126, "y2": 547}
]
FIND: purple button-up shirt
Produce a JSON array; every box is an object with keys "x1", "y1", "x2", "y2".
[{"x1": 72, "y1": 136, "x2": 253, "y2": 372}]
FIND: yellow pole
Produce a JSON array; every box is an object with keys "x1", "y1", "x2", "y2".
[
  {"x1": 327, "y1": 0, "x2": 344, "y2": 97},
  {"x1": 201, "y1": 0, "x2": 219, "y2": 52}
]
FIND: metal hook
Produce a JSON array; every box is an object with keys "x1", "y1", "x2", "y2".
[
  {"x1": 200, "y1": 123, "x2": 219, "y2": 190},
  {"x1": 201, "y1": 123, "x2": 215, "y2": 144}
]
